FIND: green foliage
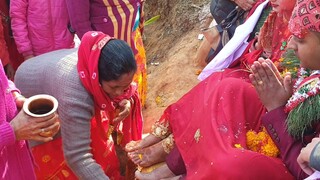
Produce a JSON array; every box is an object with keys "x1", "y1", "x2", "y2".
[
  {"x1": 279, "y1": 49, "x2": 301, "y2": 78},
  {"x1": 145, "y1": 15, "x2": 161, "y2": 26},
  {"x1": 287, "y1": 95, "x2": 320, "y2": 138}
]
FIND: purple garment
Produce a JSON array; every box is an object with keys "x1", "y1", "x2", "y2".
[
  {"x1": 65, "y1": 0, "x2": 142, "y2": 54},
  {"x1": 0, "y1": 61, "x2": 36, "y2": 180},
  {"x1": 262, "y1": 106, "x2": 308, "y2": 180},
  {"x1": 166, "y1": 146, "x2": 186, "y2": 175}
]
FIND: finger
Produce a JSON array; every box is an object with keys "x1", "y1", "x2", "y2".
[
  {"x1": 283, "y1": 73, "x2": 293, "y2": 94},
  {"x1": 40, "y1": 122, "x2": 60, "y2": 137},
  {"x1": 37, "y1": 115, "x2": 60, "y2": 129},
  {"x1": 264, "y1": 59, "x2": 283, "y2": 81},
  {"x1": 34, "y1": 113, "x2": 58, "y2": 123},
  {"x1": 250, "y1": 64, "x2": 263, "y2": 88},
  {"x1": 119, "y1": 109, "x2": 130, "y2": 118},
  {"x1": 113, "y1": 116, "x2": 125, "y2": 123},
  {"x1": 259, "y1": 59, "x2": 283, "y2": 86},
  {"x1": 260, "y1": 61, "x2": 278, "y2": 82},
  {"x1": 30, "y1": 134, "x2": 53, "y2": 142},
  {"x1": 252, "y1": 61, "x2": 267, "y2": 85},
  {"x1": 119, "y1": 99, "x2": 129, "y2": 106},
  {"x1": 114, "y1": 110, "x2": 130, "y2": 123},
  {"x1": 45, "y1": 121, "x2": 60, "y2": 131},
  {"x1": 249, "y1": 73, "x2": 259, "y2": 88}
]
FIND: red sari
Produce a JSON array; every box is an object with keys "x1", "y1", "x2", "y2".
[{"x1": 153, "y1": 10, "x2": 294, "y2": 179}]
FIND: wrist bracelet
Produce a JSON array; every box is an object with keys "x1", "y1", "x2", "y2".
[{"x1": 14, "y1": 94, "x2": 24, "y2": 101}]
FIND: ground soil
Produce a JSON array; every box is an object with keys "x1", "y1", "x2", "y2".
[{"x1": 142, "y1": 0, "x2": 212, "y2": 133}]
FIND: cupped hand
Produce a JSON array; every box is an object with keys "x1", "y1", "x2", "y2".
[
  {"x1": 10, "y1": 111, "x2": 60, "y2": 142},
  {"x1": 297, "y1": 137, "x2": 320, "y2": 175},
  {"x1": 113, "y1": 99, "x2": 131, "y2": 123},
  {"x1": 235, "y1": 0, "x2": 255, "y2": 11},
  {"x1": 249, "y1": 58, "x2": 293, "y2": 111}
]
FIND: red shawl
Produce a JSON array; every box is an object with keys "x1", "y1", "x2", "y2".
[{"x1": 77, "y1": 31, "x2": 143, "y2": 178}]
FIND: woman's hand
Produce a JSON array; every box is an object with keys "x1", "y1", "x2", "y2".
[
  {"x1": 249, "y1": 58, "x2": 293, "y2": 111},
  {"x1": 234, "y1": 0, "x2": 255, "y2": 11},
  {"x1": 297, "y1": 137, "x2": 320, "y2": 175},
  {"x1": 113, "y1": 99, "x2": 131, "y2": 123},
  {"x1": 24, "y1": 55, "x2": 34, "y2": 60},
  {"x1": 12, "y1": 91, "x2": 26, "y2": 109},
  {"x1": 10, "y1": 110, "x2": 60, "y2": 142}
]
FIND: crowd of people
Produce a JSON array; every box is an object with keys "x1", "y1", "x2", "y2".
[{"x1": 1, "y1": 0, "x2": 320, "y2": 179}]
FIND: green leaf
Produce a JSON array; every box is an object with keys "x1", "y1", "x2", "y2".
[{"x1": 145, "y1": 15, "x2": 161, "y2": 26}]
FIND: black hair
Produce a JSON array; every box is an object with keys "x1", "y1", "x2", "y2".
[{"x1": 98, "y1": 39, "x2": 137, "y2": 82}]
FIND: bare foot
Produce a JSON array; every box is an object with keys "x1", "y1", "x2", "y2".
[
  {"x1": 125, "y1": 134, "x2": 162, "y2": 152},
  {"x1": 135, "y1": 163, "x2": 177, "y2": 180},
  {"x1": 128, "y1": 140, "x2": 167, "y2": 167},
  {"x1": 125, "y1": 140, "x2": 142, "y2": 152},
  {"x1": 202, "y1": 26, "x2": 221, "y2": 50}
]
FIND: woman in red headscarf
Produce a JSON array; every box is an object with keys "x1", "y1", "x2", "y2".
[{"x1": 14, "y1": 31, "x2": 143, "y2": 179}]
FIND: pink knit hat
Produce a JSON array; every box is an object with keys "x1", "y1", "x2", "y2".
[{"x1": 289, "y1": 0, "x2": 320, "y2": 38}]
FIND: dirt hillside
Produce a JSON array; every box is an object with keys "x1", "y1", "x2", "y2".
[{"x1": 142, "y1": 0, "x2": 211, "y2": 133}]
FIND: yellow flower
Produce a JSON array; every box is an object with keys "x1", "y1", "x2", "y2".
[
  {"x1": 234, "y1": 144, "x2": 242, "y2": 148},
  {"x1": 246, "y1": 127, "x2": 279, "y2": 157},
  {"x1": 155, "y1": 96, "x2": 162, "y2": 106}
]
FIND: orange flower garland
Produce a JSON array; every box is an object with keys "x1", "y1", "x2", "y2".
[{"x1": 245, "y1": 127, "x2": 280, "y2": 157}]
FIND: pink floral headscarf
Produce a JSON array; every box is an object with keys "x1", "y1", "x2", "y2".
[{"x1": 289, "y1": 0, "x2": 320, "y2": 38}]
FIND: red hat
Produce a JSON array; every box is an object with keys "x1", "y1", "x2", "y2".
[{"x1": 289, "y1": 0, "x2": 320, "y2": 38}]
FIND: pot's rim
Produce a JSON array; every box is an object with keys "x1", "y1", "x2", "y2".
[{"x1": 23, "y1": 94, "x2": 58, "y2": 118}]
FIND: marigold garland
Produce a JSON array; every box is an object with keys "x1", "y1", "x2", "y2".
[{"x1": 245, "y1": 127, "x2": 279, "y2": 157}]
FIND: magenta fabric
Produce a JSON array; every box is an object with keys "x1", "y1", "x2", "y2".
[
  {"x1": 0, "y1": 61, "x2": 36, "y2": 180},
  {"x1": 10, "y1": 0, "x2": 74, "y2": 57}
]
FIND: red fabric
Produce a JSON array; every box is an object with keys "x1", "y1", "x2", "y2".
[
  {"x1": 231, "y1": 11, "x2": 292, "y2": 70},
  {"x1": 77, "y1": 31, "x2": 143, "y2": 178},
  {"x1": 229, "y1": 39, "x2": 263, "y2": 68},
  {"x1": 162, "y1": 10, "x2": 295, "y2": 179},
  {"x1": 0, "y1": 1, "x2": 24, "y2": 69},
  {"x1": 289, "y1": 0, "x2": 320, "y2": 38},
  {"x1": 165, "y1": 68, "x2": 293, "y2": 179},
  {"x1": 0, "y1": 14, "x2": 9, "y2": 66},
  {"x1": 32, "y1": 138, "x2": 78, "y2": 180}
]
